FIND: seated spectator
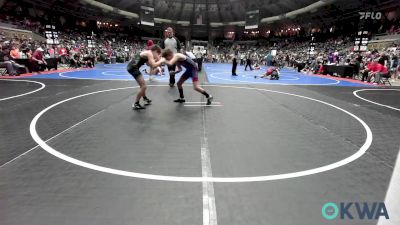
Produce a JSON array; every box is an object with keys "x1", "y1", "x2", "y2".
[
  {"x1": 361, "y1": 59, "x2": 373, "y2": 82},
  {"x1": 0, "y1": 45, "x2": 18, "y2": 76},
  {"x1": 70, "y1": 52, "x2": 82, "y2": 68},
  {"x1": 367, "y1": 59, "x2": 389, "y2": 84},
  {"x1": 22, "y1": 48, "x2": 33, "y2": 72},
  {"x1": 0, "y1": 44, "x2": 28, "y2": 75},
  {"x1": 31, "y1": 47, "x2": 47, "y2": 72},
  {"x1": 350, "y1": 58, "x2": 361, "y2": 78},
  {"x1": 9, "y1": 46, "x2": 21, "y2": 59},
  {"x1": 82, "y1": 50, "x2": 94, "y2": 68},
  {"x1": 47, "y1": 46, "x2": 56, "y2": 58},
  {"x1": 59, "y1": 46, "x2": 68, "y2": 64},
  {"x1": 390, "y1": 54, "x2": 398, "y2": 79},
  {"x1": 318, "y1": 61, "x2": 325, "y2": 74}
]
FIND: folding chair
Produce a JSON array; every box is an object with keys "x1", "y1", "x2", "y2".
[
  {"x1": 0, "y1": 68, "x2": 7, "y2": 76},
  {"x1": 380, "y1": 76, "x2": 392, "y2": 86}
]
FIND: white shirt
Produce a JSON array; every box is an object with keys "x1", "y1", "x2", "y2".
[{"x1": 164, "y1": 37, "x2": 178, "y2": 53}]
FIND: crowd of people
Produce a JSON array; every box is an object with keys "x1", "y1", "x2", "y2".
[
  {"x1": 1, "y1": 27, "x2": 399, "y2": 85},
  {"x1": 0, "y1": 0, "x2": 399, "y2": 85},
  {"x1": 0, "y1": 28, "x2": 151, "y2": 75},
  {"x1": 205, "y1": 35, "x2": 399, "y2": 84},
  {"x1": 0, "y1": 0, "x2": 152, "y2": 75}
]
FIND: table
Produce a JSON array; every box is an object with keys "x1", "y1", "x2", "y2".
[
  {"x1": 14, "y1": 58, "x2": 59, "y2": 72},
  {"x1": 322, "y1": 65, "x2": 354, "y2": 78}
]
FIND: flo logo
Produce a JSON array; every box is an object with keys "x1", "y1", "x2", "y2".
[
  {"x1": 322, "y1": 202, "x2": 389, "y2": 220},
  {"x1": 359, "y1": 12, "x2": 382, "y2": 20}
]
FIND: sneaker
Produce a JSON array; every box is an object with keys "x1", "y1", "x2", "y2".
[
  {"x1": 132, "y1": 103, "x2": 145, "y2": 110},
  {"x1": 149, "y1": 76, "x2": 155, "y2": 82},
  {"x1": 174, "y1": 98, "x2": 186, "y2": 103},
  {"x1": 206, "y1": 95, "x2": 213, "y2": 105},
  {"x1": 144, "y1": 98, "x2": 152, "y2": 105},
  {"x1": 169, "y1": 83, "x2": 175, "y2": 87}
]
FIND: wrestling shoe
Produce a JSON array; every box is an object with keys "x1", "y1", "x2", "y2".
[
  {"x1": 206, "y1": 95, "x2": 213, "y2": 105},
  {"x1": 144, "y1": 98, "x2": 152, "y2": 105},
  {"x1": 132, "y1": 103, "x2": 145, "y2": 110},
  {"x1": 174, "y1": 98, "x2": 186, "y2": 103}
]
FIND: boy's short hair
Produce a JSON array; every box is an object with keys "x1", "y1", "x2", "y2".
[
  {"x1": 162, "y1": 48, "x2": 174, "y2": 58},
  {"x1": 150, "y1": 45, "x2": 162, "y2": 54}
]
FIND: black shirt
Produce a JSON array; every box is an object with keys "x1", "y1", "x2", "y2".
[
  {"x1": 378, "y1": 55, "x2": 389, "y2": 65},
  {"x1": 0, "y1": 50, "x2": 5, "y2": 62}
]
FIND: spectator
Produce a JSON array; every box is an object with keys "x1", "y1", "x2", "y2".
[
  {"x1": 9, "y1": 46, "x2": 21, "y2": 59},
  {"x1": 265, "y1": 52, "x2": 273, "y2": 66},
  {"x1": 245, "y1": 56, "x2": 253, "y2": 71},
  {"x1": 232, "y1": 57, "x2": 238, "y2": 76},
  {"x1": 195, "y1": 47, "x2": 203, "y2": 72},
  {"x1": 31, "y1": 47, "x2": 47, "y2": 72},
  {"x1": 390, "y1": 54, "x2": 399, "y2": 80},
  {"x1": 59, "y1": 46, "x2": 68, "y2": 64},
  {"x1": 47, "y1": 45, "x2": 56, "y2": 58},
  {"x1": 367, "y1": 59, "x2": 389, "y2": 84},
  {"x1": 0, "y1": 45, "x2": 18, "y2": 76},
  {"x1": 70, "y1": 52, "x2": 82, "y2": 68}
]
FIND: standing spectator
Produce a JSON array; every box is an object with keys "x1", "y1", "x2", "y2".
[
  {"x1": 195, "y1": 47, "x2": 203, "y2": 72},
  {"x1": 161, "y1": 27, "x2": 181, "y2": 87},
  {"x1": 265, "y1": 52, "x2": 273, "y2": 66},
  {"x1": 232, "y1": 57, "x2": 238, "y2": 76},
  {"x1": 285, "y1": 54, "x2": 290, "y2": 67},
  {"x1": 240, "y1": 53, "x2": 245, "y2": 65},
  {"x1": 245, "y1": 56, "x2": 253, "y2": 71},
  {"x1": 389, "y1": 53, "x2": 398, "y2": 80},
  {"x1": 328, "y1": 52, "x2": 334, "y2": 64}
]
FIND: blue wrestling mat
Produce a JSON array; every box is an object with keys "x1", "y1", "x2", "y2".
[
  {"x1": 203, "y1": 63, "x2": 372, "y2": 87},
  {"x1": 16, "y1": 63, "x2": 372, "y2": 87}
]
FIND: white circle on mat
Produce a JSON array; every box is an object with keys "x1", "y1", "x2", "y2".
[
  {"x1": 30, "y1": 85, "x2": 372, "y2": 182},
  {"x1": 0, "y1": 79, "x2": 45, "y2": 101},
  {"x1": 353, "y1": 89, "x2": 400, "y2": 111},
  {"x1": 101, "y1": 71, "x2": 131, "y2": 77}
]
